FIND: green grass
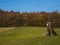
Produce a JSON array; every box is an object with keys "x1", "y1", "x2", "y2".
[{"x1": 0, "y1": 27, "x2": 60, "y2": 45}]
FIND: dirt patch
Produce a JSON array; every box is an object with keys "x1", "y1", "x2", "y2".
[{"x1": 0, "y1": 27, "x2": 16, "y2": 32}]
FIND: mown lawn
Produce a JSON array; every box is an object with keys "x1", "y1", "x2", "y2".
[{"x1": 0, "y1": 27, "x2": 60, "y2": 45}]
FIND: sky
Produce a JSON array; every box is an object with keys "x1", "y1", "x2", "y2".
[{"x1": 0, "y1": 0, "x2": 60, "y2": 12}]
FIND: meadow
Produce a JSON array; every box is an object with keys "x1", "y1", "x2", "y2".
[{"x1": 0, "y1": 27, "x2": 60, "y2": 45}]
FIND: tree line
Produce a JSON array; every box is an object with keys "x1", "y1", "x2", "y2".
[{"x1": 0, "y1": 9, "x2": 60, "y2": 27}]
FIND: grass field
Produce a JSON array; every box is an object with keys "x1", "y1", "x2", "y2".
[{"x1": 0, "y1": 27, "x2": 60, "y2": 45}]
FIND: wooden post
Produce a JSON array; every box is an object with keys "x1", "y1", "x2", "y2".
[
  {"x1": 46, "y1": 21, "x2": 57, "y2": 36},
  {"x1": 46, "y1": 22, "x2": 52, "y2": 36}
]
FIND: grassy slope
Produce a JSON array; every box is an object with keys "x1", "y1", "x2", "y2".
[{"x1": 0, "y1": 27, "x2": 60, "y2": 45}]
